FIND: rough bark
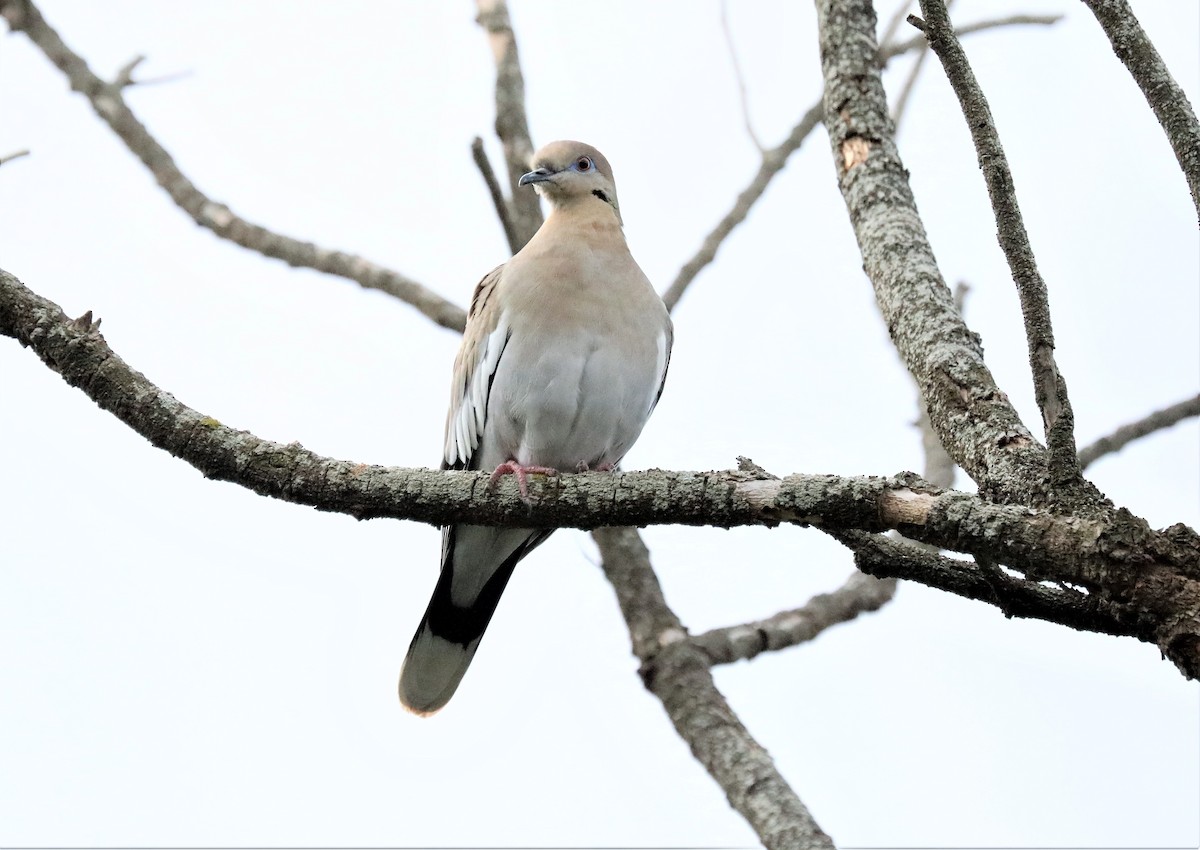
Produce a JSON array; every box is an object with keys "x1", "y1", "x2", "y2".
[
  {"x1": 594, "y1": 527, "x2": 835, "y2": 850},
  {"x1": 914, "y1": 0, "x2": 1082, "y2": 489},
  {"x1": 1081, "y1": 0, "x2": 1200, "y2": 224},
  {"x1": 4, "y1": 266, "x2": 1197, "y2": 678}
]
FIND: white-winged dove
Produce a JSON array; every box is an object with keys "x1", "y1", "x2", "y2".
[{"x1": 398, "y1": 141, "x2": 673, "y2": 715}]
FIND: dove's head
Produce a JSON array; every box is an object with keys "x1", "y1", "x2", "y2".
[{"x1": 520, "y1": 140, "x2": 621, "y2": 222}]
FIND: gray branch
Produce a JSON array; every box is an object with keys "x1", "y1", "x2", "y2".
[
  {"x1": 811, "y1": 0, "x2": 1099, "y2": 512},
  {"x1": 4, "y1": 265, "x2": 1199, "y2": 679},
  {"x1": 690, "y1": 571, "x2": 897, "y2": 666},
  {"x1": 664, "y1": 9, "x2": 1061, "y2": 314},
  {"x1": 0, "y1": 148, "x2": 31, "y2": 167},
  {"x1": 474, "y1": 0, "x2": 542, "y2": 250},
  {"x1": 1079, "y1": 393, "x2": 1200, "y2": 470},
  {"x1": 1081, "y1": 0, "x2": 1200, "y2": 224},
  {"x1": 0, "y1": 0, "x2": 466, "y2": 332},
  {"x1": 592, "y1": 527, "x2": 835, "y2": 850},
  {"x1": 470, "y1": 136, "x2": 520, "y2": 254},
  {"x1": 913, "y1": 0, "x2": 1082, "y2": 491}
]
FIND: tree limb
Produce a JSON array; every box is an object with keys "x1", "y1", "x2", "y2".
[
  {"x1": 5, "y1": 265, "x2": 1198, "y2": 677},
  {"x1": 663, "y1": 9, "x2": 1061, "y2": 314},
  {"x1": 690, "y1": 571, "x2": 897, "y2": 666},
  {"x1": 719, "y1": 0, "x2": 765, "y2": 152},
  {"x1": 811, "y1": 0, "x2": 1096, "y2": 511},
  {"x1": 470, "y1": 136, "x2": 520, "y2": 254},
  {"x1": 833, "y1": 531, "x2": 1134, "y2": 637},
  {"x1": 1081, "y1": 0, "x2": 1200, "y2": 225},
  {"x1": 0, "y1": 148, "x2": 31, "y2": 167},
  {"x1": 880, "y1": 15, "x2": 1063, "y2": 62},
  {"x1": 913, "y1": 0, "x2": 1082, "y2": 492},
  {"x1": 592, "y1": 527, "x2": 835, "y2": 850},
  {"x1": 1079, "y1": 393, "x2": 1200, "y2": 470},
  {"x1": 0, "y1": 0, "x2": 467, "y2": 332},
  {"x1": 474, "y1": 0, "x2": 542, "y2": 249}
]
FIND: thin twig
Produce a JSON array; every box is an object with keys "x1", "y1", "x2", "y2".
[
  {"x1": 915, "y1": 0, "x2": 1082, "y2": 491},
  {"x1": 878, "y1": 0, "x2": 914, "y2": 51},
  {"x1": 1081, "y1": 0, "x2": 1200, "y2": 225},
  {"x1": 0, "y1": 148, "x2": 31, "y2": 167},
  {"x1": 663, "y1": 10, "x2": 1061, "y2": 313},
  {"x1": 690, "y1": 571, "x2": 897, "y2": 666},
  {"x1": 111, "y1": 54, "x2": 144, "y2": 87},
  {"x1": 592, "y1": 527, "x2": 835, "y2": 850},
  {"x1": 474, "y1": 0, "x2": 542, "y2": 250},
  {"x1": 889, "y1": 39, "x2": 932, "y2": 130},
  {"x1": 890, "y1": 0, "x2": 954, "y2": 130},
  {"x1": 470, "y1": 136, "x2": 520, "y2": 254},
  {"x1": 662, "y1": 102, "x2": 821, "y2": 312},
  {"x1": 1078, "y1": 393, "x2": 1200, "y2": 470},
  {"x1": 881, "y1": 14, "x2": 1062, "y2": 61},
  {"x1": 0, "y1": 0, "x2": 466, "y2": 332},
  {"x1": 719, "y1": 0, "x2": 764, "y2": 152}
]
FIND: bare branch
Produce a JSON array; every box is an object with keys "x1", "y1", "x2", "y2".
[
  {"x1": 664, "y1": 10, "x2": 1061, "y2": 314},
  {"x1": 0, "y1": 148, "x2": 31, "y2": 167},
  {"x1": 878, "y1": 0, "x2": 915, "y2": 49},
  {"x1": 1079, "y1": 393, "x2": 1200, "y2": 470},
  {"x1": 663, "y1": 102, "x2": 823, "y2": 312},
  {"x1": 914, "y1": 0, "x2": 1082, "y2": 491},
  {"x1": 719, "y1": 0, "x2": 765, "y2": 152},
  {"x1": 834, "y1": 531, "x2": 1134, "y2": 637},
  {"x1": 470, "y1": 136, "x2": 520, "y2": 254},
  {"x1": 0, "y1": 0, "x2": 466, "y2": 332},
  {"x1": 1081, "y1": 0, "x2": 1200, "y2": 224},
  {"x1": 889, "y1": 38, "x2": 932, "y2": 130},
  {"x1": 474, "y1": 0, "x2": 542, "y2": 250},
  {"x1": 691, "y1": 571, "x2": 897, "y2": 666},
  {"x1": 592, "y1": 527, "x2": 835, "y2": 850},
  {"x1": 815, "y1": 0, "x2": 1066, "y2": 508},
  {"x1": 889, "y1": 0, "x2": 954, "y2": 130},
  {"x1": 880, "y1": 15, "x2": 1063, "y2": 61},
  {"x1": 4, "y1": 266, "x2": 1198, "y2": 675},
  {"x1": 111, "y1": 53, "x2": 144, "y2": 88}
]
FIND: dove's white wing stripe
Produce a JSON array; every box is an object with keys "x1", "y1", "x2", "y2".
[{"x1": 445, "y1": 315, "x2": 510, "y2": 468}]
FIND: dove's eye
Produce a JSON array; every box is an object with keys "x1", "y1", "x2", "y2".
[{"x1": 575, "y1": 157, "x2": 593, "y2": 172}]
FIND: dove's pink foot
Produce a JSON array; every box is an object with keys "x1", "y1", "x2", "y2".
[
  {"x1": 574, "y1": 461, "x2": 617, "y2": 473},
  {"x1": 489, "y1": 460, "x2": 559, "y2": 500}
]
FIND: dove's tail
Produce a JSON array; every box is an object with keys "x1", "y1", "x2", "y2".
[{"x1": 399, "y1": 524, "x2": 551, "y2": 715}]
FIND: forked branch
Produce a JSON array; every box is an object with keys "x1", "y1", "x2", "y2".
[
  {"x1": 0, "y1": 0, "x2": 467, "y2": 331},
  {"x1": 913, "y1": 0, "x2": 1082, "y2": 491}
]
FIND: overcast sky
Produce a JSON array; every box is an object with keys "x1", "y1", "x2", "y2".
[{"x1": 1, "y1": 1, "x2": 1197, "y2": 847}]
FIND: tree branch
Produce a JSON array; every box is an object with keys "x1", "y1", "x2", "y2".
[
  {"x1": 474, "y1": 0, "x2": 542, "y2": 250},
  {"x1": 914, "y1": 0, "x2": 1082, "y2": 492},
  {"x1": 662, "y1": 102, "x2": 823, "y2": 313},
  {"x1": 812, "y1": 0, "x2": 1093, "y2": 510},
  {"x1": 663, "y1": 9, "x2": 1061, "y2": 314},
  {"x1": 470, "y1": 136, "x2": 520, "y2": 254},
  {"x1": 833, "y1": 531, "x2": 1134, "y2": 637},
  {"x1": 592, "y1": 527, "x2": 835, "y2": 850},
  {"x1": 1081, "y1": 0, "x2": 1200, "y2": 224},
  {"x1": 0, "y1": 0, "x2": 467, "y2": 332},
  {"x1": 1079, "y1": 393, "x2": 1200, "y2": 470},
  {"x1": 5, "y1": 265, "x2": 1198, "y2": 677},
  {"x1": 880, "y1": 15, "x2": 1063, "y2": 62},
  {"x1": 0, "y1": 148, "x2": 31, "y2": 167},
  {"x1": 690, "y1": 571, "x2": 897, "y2": 666},
  {"x1": 719, "y1": 0, "x2": 765, "y2": 152}
]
